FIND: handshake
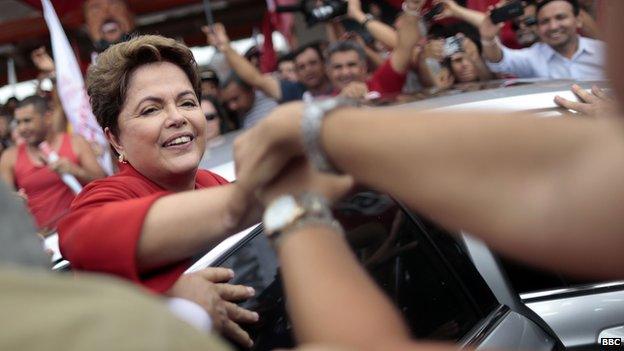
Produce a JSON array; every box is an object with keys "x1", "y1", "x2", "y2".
[{"x1": 233, "y1": 101, "x2": 355, "y2": 210}]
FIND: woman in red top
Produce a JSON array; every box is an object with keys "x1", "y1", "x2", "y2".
[{"x1": 57, "y1": 35, "x2": 261, "y2": 347}]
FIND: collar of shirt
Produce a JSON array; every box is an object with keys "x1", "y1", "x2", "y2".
[{"x1": 542, "y1": 36, "x2": 596, "y2": 62}]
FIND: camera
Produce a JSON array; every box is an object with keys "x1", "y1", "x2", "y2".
[
  {"x1": 443, "y1": 35, "x2": 463, "y2": 58},
  {"x1": 276, "y1": 0, "x2": 348, "y2": 27}
]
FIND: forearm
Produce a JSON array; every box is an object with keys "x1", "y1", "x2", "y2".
[
  {"x1": 453, "y1": 6, "x2": 486, "y2": 28},
  {"x1": 481, "y1": 40, "x2": 503, "y2": 63},
  {"x1": 320, "y1": 108, "x2": 624, "y2": 278},
  {"x1": 390, "y1": 44, "x2": 413, "y2": 74},
  {"x1": 277, "y1": 224, "x2": 411, "y2": 348},
  {"x1": 138, "y1": 183, "x2": 261, "y2": 272},
  {"x1": 223, "y1": 46, "x2": 281, "y2": 99},
  {"x1": 70, "y1": 165, "x2": 105, "y2": 185},
  {"x1": 352, "y1": 12, "x2": 399, "y2": 49}
]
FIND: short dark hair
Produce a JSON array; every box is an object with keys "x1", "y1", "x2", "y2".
[
  {"x1": 277, "y1": 52, "x2": 295, "y2": 65},
  {"x1": 16, "y1": 95, "x2": 49, "y2": 116},
  {"x1": 87, "y1": 35, "x2": 201, "y2": 138},
  {"x1": 221, "y1": 72, "x2": 252, "y2": 92},
  {"x1": 325, "y1": 41, "x2": 367, "y2": 63},
  {"x1": 536, "y1": 0, "x2": 580, "y2": 16},
  {"x1": 293, "y1": 42, "x2": 324, "y2": 62}
]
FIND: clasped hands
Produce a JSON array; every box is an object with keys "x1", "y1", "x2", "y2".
[{"x1": 233, "y1": 102, "x2": 354, "y2": 208}]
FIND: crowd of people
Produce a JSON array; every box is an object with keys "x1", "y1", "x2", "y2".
[{"x1": 0, "y1": 0, "x2": 620, "y2": 350}]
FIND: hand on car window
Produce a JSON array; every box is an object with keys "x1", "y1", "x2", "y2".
[
  {"x1": 554, "y1": 85, "x2": 618, "y2": 117},
  {"x1": 167, "y1": 267, "x2": 259, "y2": 348}
]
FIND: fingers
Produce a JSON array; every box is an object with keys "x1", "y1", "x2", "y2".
[
  {"x1": 591, "y1": 85, "x2": 610, "y2": 100},
  {"x1": 221, "y1": 319, "x2": 254, "y2": 348},
  {"x1": 571, "y1": 84, "x2": 597, "y2": 104},
  {"x1": 217, "y1": 283, "x2": 256, "y2": 301},
  {"x1": 197, "y1": 267, "x2": 235, "y2": 283},
  {"x1": 224, "y1": 301, "x2": 260, "y2": 323},
  {"x1": 554, "y1": 95, "x2": 590, "y2": 115}
]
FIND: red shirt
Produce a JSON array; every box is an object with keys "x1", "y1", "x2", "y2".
[
  {"x1": 367, "y1": 58, "x2": 408, "y2": 98},
  {"x1": 58, "y1": 163, "x2": 229, "y2": 293},
  {"x1": 14, "y1": 133, "x2": 79, "y2": 230}
]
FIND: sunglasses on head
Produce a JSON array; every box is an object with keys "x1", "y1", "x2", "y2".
[{"x1": 205, "y1": 113, "x2": 219, "y2": 121}]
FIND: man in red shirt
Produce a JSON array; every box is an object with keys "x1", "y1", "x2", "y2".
[
  {"x1": 329, "y1": 11, "x2": 422, "y2": 100},
  {"x1": 0, "y1": 95, "x2": 106, "y2": 232}
]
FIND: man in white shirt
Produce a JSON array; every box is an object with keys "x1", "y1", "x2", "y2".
[{"x1": 479, "y1": 0, "x2": 604, "y2": 80}]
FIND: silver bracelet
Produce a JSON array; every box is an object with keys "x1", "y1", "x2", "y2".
[{"x1": 301, "y1": 98, "x2": 356, "y2": 174}]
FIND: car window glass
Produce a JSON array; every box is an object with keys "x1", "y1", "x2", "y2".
[{"x1": 214, "y1": 191, "x2": 499, "y2": 349}]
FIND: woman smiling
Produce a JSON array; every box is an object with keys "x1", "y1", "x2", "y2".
[{"x1": 57, "y1": 35, "x2": 260, "y2": 347}]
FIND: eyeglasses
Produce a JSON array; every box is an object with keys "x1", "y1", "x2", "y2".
[{"x1": 205, "y1": 113, "x2": 219, "y2": 121}]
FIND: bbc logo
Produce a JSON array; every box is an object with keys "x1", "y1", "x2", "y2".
[{"x1": 601, "y1": 338, "x2": 624, "y2": 349}]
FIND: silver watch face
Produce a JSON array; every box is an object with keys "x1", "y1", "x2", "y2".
[{"x1": 263, "y1": 195, "x2": 303, "y2": 234}]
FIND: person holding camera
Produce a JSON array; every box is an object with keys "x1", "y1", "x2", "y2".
[{"x1": 480, "y1": 0, "x2": 604, "y2": 79}]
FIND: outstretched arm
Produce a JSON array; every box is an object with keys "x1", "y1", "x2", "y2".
[
  {"x1": 204, "y1": 24, "x2": 282, "y2": 100},
  {"x1": 235, "y1": 102, "x2": 624, "y2": 279}
]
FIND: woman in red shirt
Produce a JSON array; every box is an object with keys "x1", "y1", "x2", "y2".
[{"x1": 58, "y1": 35, "x2": 261, "y2": 347}]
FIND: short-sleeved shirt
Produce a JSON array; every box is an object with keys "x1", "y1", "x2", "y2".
[
  {"x1": 366, "y1": 58, "x2": 408, "y2": 98},
  {"x1": 58, "y1": 163, "x2": 229, "y2": 293},
  {"x1": 486, "y1": 36, "x2": 605, "y2": 80}
]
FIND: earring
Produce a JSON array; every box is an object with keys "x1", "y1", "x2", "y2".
[{"x1": 118, "y1": 153, "x2": 128, "y2": 164}]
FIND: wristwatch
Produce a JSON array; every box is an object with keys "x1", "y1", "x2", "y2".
[
  {"x1": 263, "y1": 193, "x2": 343, "y2": 246},
  {"x1": 301, "y1": 97, "x2": 356, "y2": 174}
]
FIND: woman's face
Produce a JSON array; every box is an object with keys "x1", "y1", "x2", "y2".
[
  {"x1": 110, "y1": 61, "x2": 206, "y2": 183},
  {"x1": 200, "y1": 99, "x2": 221, "y2": 141}
]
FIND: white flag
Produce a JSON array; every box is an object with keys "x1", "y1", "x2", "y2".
[{"x1": 41, "y1": 0, "x2": 113, "y2": 174}]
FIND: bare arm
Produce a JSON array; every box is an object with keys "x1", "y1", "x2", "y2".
[
  {"x1": 204, "y1": 24, "x2": 282, "y2": 100},
  {"x1": 347, "y1": 0, "x2": 399, "y2": 49},
  {"x1": 0, "y1": 148, "x2": 17, "y2": 191},
  {"x1": 235, "y1": 103, "x2": 624, "y2": 280},
  {"x1": 389, "y1": 14, "x2": 421, "y2": 74},
  {"x1": 478, "y1": 13, "x2": 504, "y2": 63},
  {"x1": 434, "y1": 0, "x2": 486, "y2": 28},
  {"x1": 138, "y1": 183, "x2": 262, "y2": 272},
  {"x1": 70, "y1": 135, "x2": 107, "y2": 184},
  {"x1": 257, "y1": 162, "x2": 461, "y2": 351}
]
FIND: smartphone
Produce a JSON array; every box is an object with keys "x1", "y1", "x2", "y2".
[
  {"x1": 423, "y1": 3, "x2": 444, "y2": 22},
  {"x1": 443, "y1": 35, "x2": 463, "y2": 58},
  {"x1": 490, "y1": 1, "x2": 524, "y2": 24}
]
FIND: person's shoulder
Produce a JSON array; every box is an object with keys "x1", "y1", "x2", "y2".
[
  {"x1": 73, "y1": 168, "x2": 156, "y2": 206},
  {"x1": 580, "y1": 36, "x2": 606, "y2": 50}
]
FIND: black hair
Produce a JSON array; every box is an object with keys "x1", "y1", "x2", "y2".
[
  {"x1": 293, "y1": 42, "x2": 324, "y2": 62},
  {"x1": 16, "y1": 95, "x2": 49, "y2": 116},
  {"x1": 536, "y1": 0, "x2": 580, "y2": 16},
  {"x1": 277, "y1": 52, "x2": 295, "y2": 65},
  {"x1": 220, "y1": 71, "x2": 253, "y2": 92},
  {"x1": 201, "y1": 94, "x2": 238, "y2": 132}
]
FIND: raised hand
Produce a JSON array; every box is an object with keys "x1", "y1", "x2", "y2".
[{"x1": 202, "y1": 23, "x2": 231, "y2": 52}]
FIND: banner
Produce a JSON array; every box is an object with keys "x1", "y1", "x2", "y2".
[{"x1": 41, "y1": 0, "x2": 113, "y2": 174}]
